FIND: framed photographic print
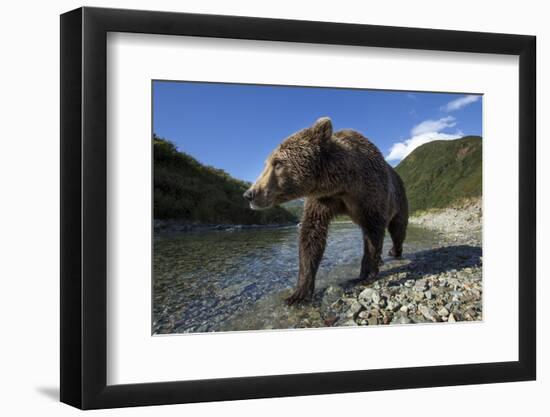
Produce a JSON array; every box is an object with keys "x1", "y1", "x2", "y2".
[{"x1": 60, "y1": 6, "x2": 536, "y2": 410}]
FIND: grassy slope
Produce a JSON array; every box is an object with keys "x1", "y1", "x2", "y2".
[
  {"x1": 154, "y1": 137, "x2": 298, "y2": 225},
  {"x1": 395, "y1": 136, "x2": 482, "y2": 214}
]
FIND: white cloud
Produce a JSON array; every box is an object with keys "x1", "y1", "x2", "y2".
[
  {"x1": 386, "y1": 116, "x2": 463, "y2": 162},
  {"x1": 441, "y1": 95, "x2": 480, "y2": 112},
  {"x1": 386, "y1": 131, "x2": 463, "y2": 162},
  {"x1": 410, "y1": 116, "x2": 456, "y2": 136}
]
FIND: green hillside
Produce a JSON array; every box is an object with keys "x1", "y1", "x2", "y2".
[
  {"x1": 154, "y1": 136, "x2": 298, "y2": 225},
  {"x1": 281, "y1": 199, "x2": 304, "y2": 219},
  {"x1": 395, "y1": 136, "x2": 482, "y2": 213}
]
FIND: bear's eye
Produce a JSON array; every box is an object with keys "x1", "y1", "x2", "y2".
[{"x1": 273, "y1": 161, "x2": 284, "y2": 171}]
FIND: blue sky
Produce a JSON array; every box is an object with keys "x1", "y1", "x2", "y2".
[{"x1": 153, "y1": 81, "x2": 482, "y2": 182}]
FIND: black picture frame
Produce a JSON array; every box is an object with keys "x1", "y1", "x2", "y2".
[{"x1": 60, "y1": 6, "x2": 536, "y2": 410}]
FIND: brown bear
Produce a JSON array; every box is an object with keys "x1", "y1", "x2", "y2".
[{"x1": 243, "y1": 117, "x2": 408, "y2": 305}]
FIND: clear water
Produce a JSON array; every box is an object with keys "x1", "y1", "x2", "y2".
[{"x1": 153, "y1": 222, "x2": 441, "y2": 334}]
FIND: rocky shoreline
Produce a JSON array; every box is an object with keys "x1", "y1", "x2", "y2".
[
  {"x1": 236, "y1": 198, "x2": 484, "y2": 330},
  {"x1": 315, "y1": 198, "x2": 483, "y2": 327},
  {"x1": 409, "y1": 198, "x2": 482, "y2": 246},
  {"x1": 154, "y1": 219, "x2": 298, "y2": 235},
  {"x1": 154, "y1": 198, "x2": 483, "y2": 333}
]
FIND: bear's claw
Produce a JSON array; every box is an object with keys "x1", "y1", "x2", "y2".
[
  {"x1": 285, "y1": 288, "x2": 312, "y2": 305},
  {"x1": 359, "y1": 271, "x2": 379, "y2": 283},
  {"x1": 388, "y1": 247, "x2": 402, "y2": 258}
]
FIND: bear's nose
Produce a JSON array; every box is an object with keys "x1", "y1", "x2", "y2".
[{"x1": 243, "y1": 189, "x2": 255, "y2": 201}]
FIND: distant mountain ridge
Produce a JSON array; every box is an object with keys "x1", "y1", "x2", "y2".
[
  {"x1": 154, "y1": 136, "x2": 298, "y2": 225},
  {"x1": 395, "y1": 136, "x2": 482, "y2": 214}
]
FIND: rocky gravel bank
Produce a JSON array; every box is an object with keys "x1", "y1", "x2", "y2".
[
  {"x1": 251, "y1": 198, "x2": 484, "y2": 330},
  {"x1": 154, "y1": 199, "x2": 483, "y2": 333},
  {"x1": 409, "y1": 198, "x2": 482, "y2": 246}
]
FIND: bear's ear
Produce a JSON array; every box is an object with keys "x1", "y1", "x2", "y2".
[{"x1": 311, "y1": 117, "x2": 333, "y2": 142}]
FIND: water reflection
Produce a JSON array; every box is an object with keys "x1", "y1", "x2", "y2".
[{"x1": 153, "y1": 222, "x2": 439, "y2": 334}]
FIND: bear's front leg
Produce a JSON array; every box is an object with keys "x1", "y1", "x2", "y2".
[{"x1": 286, "y1": 201, "x2": 332, "y2": 305}]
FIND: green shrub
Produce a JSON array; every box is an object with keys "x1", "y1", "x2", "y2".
[{"x1": 153, "y1": 135, "x2": 298, "y2": 225}]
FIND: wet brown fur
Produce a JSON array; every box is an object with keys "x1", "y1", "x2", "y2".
[{"x1": 246, "y1": 117, "x2": 408, "y2": 305}]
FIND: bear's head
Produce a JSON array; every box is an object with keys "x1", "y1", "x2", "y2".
[{"x1": 244, "y1": 117, "x2": 333, "y2": 210}]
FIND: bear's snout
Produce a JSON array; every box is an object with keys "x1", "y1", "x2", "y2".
[
  {"x1": 243, "y1": 189, "x2": 255, "y2": 202},
  {"x1": 244, "y1": 186, "x2": 273, "y2": 210}
]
